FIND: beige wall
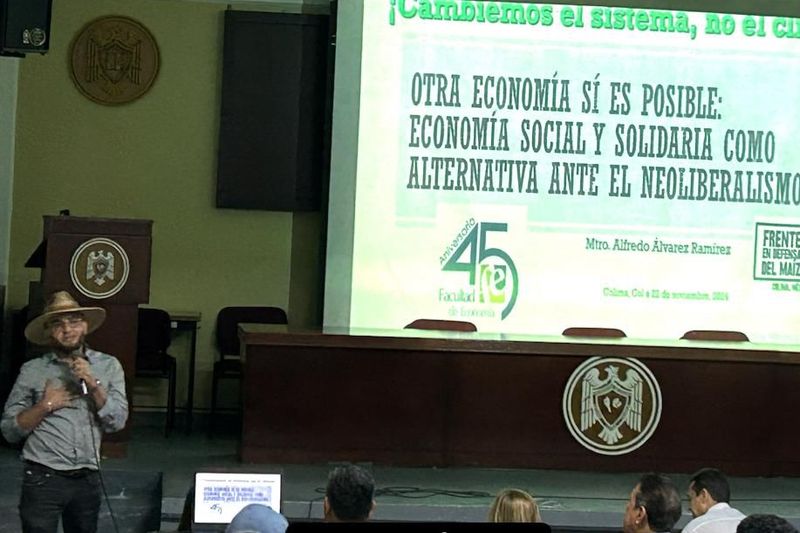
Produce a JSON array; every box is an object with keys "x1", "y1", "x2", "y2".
[{"x1": 7, "y1": 0, "x2": 323, "y2": 410}]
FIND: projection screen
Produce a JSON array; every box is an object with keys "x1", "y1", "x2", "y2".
[{"x1": 324, "y1": 0, "x2": 800, "y2": 345}]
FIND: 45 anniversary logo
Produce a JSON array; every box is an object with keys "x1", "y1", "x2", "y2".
[{"x1": 440, "y1": 220, "x2": 519, "y2": 319}]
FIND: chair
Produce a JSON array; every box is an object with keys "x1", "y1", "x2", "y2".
[
  {"x1": 404, "y1": 319, "x2": 477, "y2": 332},
  {"x1": 562, "y1": 327, "x2": 627, "y2": 338},
  {"x1": 210, "y1": 306, "x2": 288, "y2": 435},
  {"x1": 681, "y1": 330, "x2": 749, "y2": 342},
  {"x1": 135, "y1": 308, "x2": 177, "y2": 436}
]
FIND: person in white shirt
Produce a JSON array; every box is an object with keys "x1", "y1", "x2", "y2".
[{"x1": 683, "y1": 468, "x2": 745, "y2": 533}]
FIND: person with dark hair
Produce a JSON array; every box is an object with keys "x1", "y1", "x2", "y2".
[
  {"x1": 323, "y1": 464, "x2": 376, "y2": 522},
  {"x1": 623, "y1": 473, "x2": 682, "y2": 533},
  {"x1": 1, "y1": 291, "x2": 128, "y2": 533},
  {"x1": 684, "y1": 468, "x2": 745, "y2": 533},
  {"x1": 737, "y1": 514, "x2": 798, "y2": 533}
]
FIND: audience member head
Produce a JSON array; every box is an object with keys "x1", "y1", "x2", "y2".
[
  {"x1": 737, "y1": 515, "x2": 798, "y2": 533},
  {"x1": 488, "y1": 488, "x2": 541, "y2": 522},
  {"x1": 323, "y1": 464, "x2": 375, "y2": 522},
  {"x1": 623, "y1": 473, "x2": 682, "y2": 533},
  {"x1": 226, "y1": 504, "x2": 288, "y2": 533},
  {"x1": 688, "y1": 467, "x2": 731, "y2": 517}
]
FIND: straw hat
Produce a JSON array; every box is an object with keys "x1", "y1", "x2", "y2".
[{"x1": 24, "y1": 291, "x2": 106, "y2": 345}]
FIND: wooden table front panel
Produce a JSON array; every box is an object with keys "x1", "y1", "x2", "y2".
[
  {"x1": 242, "y1": 345, "x2": 448, "y2": 465},
  {"x1": 240, "y1": 332, "x2": 800, "y2": 475}
]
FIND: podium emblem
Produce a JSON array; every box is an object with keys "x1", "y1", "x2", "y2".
[
  {"x1": 70, "y1": 238, "x2": 130, "y2": 299},
  {"x1": 87, "y1": 250, "x2": 114, "y2": 286},
  {"x1": 562, "y1": 357, "x2": 661, "y2": 455}
]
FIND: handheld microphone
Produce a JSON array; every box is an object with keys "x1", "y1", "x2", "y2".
[{"x1": 67, "y1": 354, "x2": 89, "y2": 395}]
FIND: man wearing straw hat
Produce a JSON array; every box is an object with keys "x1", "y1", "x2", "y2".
[{"x1": 1, "y1": 290, "x2": 128, "y2": 533}]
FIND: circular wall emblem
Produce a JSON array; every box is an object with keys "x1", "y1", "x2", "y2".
[
  {"x1": 70, "y1": 238, "x2": 130, "y2": 299},
  {"x1": 562, "y1": 357, "x2": 662, "y2": 456},
  {"x1": 70, "y1": 16, "x2": 160, "y2": 105}
]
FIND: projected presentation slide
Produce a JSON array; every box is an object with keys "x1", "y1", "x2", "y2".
[{"x1": 325, "y1": 1, "x2": 800, "y2": 344}]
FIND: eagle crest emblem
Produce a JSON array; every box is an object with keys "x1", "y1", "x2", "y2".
[
  {"x1": 69, "y1": 16, "x2": 159, "y2": 105},
  {"x1": 563, "y1": 357, "x2": 662, "y2": 455},
  {"x1": 580, "y1": 364, "x2": 642, "y2": 445},
  {"x1": 86, "y1": 250, "x2": 115, "y2": 286},
  {"x1": 70, "y1": 238, "x2": 130, "y2": 300}
]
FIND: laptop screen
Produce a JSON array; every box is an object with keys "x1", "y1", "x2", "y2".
[{"x1": 194, "y1": 472, "x2": 282, "y2": 525}]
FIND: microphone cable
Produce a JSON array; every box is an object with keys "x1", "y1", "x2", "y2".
[
  {"x1": 85, "y1": 391, "x2": 121, "y2": 533},
  {"x1": 307, "y1": 494, "x2": 325, "y2": 519},
  {"x1": 313, "y1": 486, "x2": 493, "y2": 500}
]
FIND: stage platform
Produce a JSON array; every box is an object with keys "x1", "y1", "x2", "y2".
[{"x1": 0, "y1": 415, "x2": 799, "y2": 532}]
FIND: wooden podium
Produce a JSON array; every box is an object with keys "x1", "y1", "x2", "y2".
[{"x1": 28, "y1": 215, "x2": 152, "y2": 456}]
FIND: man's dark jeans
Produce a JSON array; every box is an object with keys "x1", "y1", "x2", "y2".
[{"x1": 19, "y1": 461, "x2": 101, "y2": 533}]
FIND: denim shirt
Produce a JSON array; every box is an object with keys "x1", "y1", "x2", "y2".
[{"x1": 1, "y1": 348, "x2": 128, "y2": 471}]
